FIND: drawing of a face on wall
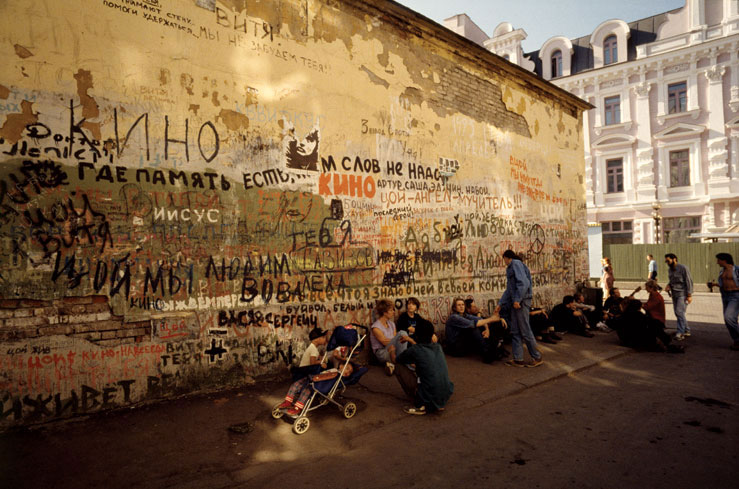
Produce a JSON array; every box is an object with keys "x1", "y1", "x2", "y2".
[{"x1": 284, "y1": 126, "x2": 320, "y2": 172}]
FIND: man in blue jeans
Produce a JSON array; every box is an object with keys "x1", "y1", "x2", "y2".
[
  {"x1": 713, "y1": 253, "x2": 739, "y2": 351},
  {"x1": 664, "y1": 253, "x2": 693, "y2": 340},
  {"x1": 496, "y1": 250, "x2": 543, "y2": 367}
]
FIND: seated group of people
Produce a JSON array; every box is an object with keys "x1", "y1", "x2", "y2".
[
  {"x1": 604, "y1": 280, "x2": 683, "y2": 353},
  {"x1": 284, "y1": 280, "x2": 683, "y2": 418}
]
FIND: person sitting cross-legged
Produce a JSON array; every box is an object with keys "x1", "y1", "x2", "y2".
[
  {"x1": 550, "y1": 295, "x2": 594, "y2": 337},
  {"x1": 444, "y1": 297, "x2": 501, "y2": 363},
  {"x1": 396, "y1": 321, "x2": 454, "y2": 415}
]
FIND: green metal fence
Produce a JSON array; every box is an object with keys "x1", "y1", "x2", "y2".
[{"x1": 602, "y1": 243, "x2": 739, "y2": 284}]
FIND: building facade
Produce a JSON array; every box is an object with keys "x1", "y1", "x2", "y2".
[{"x1": 450, "y1": 0, "x2": 739, "y2": 246}]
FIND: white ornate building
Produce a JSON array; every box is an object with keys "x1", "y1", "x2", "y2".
[{"x1": 447, "y1": 0, "x2": 739, "y2": 245}]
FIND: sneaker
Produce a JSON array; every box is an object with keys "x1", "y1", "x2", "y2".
[
  {"x1": 277, "y1": 400, "x2": 292, "y2": 409},
  {"x1": 403, "y1": 405, "x2": 427, "y2": 415},
  {"x1": 582, "y1": 331, "x2": 595, "y2": 338},
  {"x1": 684, "y1": 332, "x2": 691, "y2": 337},
  {"x1": 674, "y1": 333, "x2": 685, "y2": 341},
  {"x1": 540, "y1": 335, "x2": 557, "y2": 344},
  {"x1": 549, "y1": 332, "x2": 563, "y2": 341},
  {"x1": 505, "y1": 359, "x2": 527, "y2": 367},
  {"x1": 285, "y1": 407, "x2": 301, "y2": 416},
  {"x1": 385, "y1": 362, "x2": 395, "y2": 376},
  {"x1": 527, "y1": 357, "x2": 544, "y2": 368}
]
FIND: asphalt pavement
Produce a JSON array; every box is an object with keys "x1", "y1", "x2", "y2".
[{"x1": 2, "y1": 290, "x2": 737, "y2": 489}]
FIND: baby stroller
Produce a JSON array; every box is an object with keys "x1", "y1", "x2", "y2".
[{"x1": 272, "y1": 324, "x2": 369, "y2": 434}]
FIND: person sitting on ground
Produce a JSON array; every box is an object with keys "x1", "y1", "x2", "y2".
[
  {"x1": 550, "y1": 295, "x2": 594, "y2": 337},
  {"x1": 603, "y1": 287, "x2": 624, "y2": 319},
  {"x1": 574, "y1": 292, "x2": 600, "y2": 327},
  {"x1": 396, "y1": 297, "x2": 434, "y2": 342},
  {"x1": 607, "y1": 297, "x2": 682, "y2": 353},
  {"x1": 444, "y1": 297, "x2": 500, "y2": 363},
  {"x1": 465, "y1": 298, "x2": 509, "y2": 359},
  {"x1": 371, "y1": 299, "x2": 414, "y2": 376},
  {"x1": 529, "y1": 307, "x2": 561, "y2": 344},
  {"x1": 396, "y1": 321, "x2": 454, "y2": 415},
  {"x1": 642, "y1": 280, "x2": 666, "y2": 327}
]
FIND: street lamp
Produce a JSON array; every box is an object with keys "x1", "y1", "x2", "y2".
[{"x1": 651, "y1": 202, "x2": 662, "y2": 244}]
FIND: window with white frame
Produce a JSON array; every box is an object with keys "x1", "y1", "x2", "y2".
[
  {"x1": 602, "y1": 220, "x2": 633, "y2": 245},
  {"x1": 667, "y1": 81, "x2": 687, "y2": 114},
  {"x1": 606, "y1": 158, "x2": 624, "y2": 193},
  {"x1": 603, "y1": 35, "x2": 617, "y2": 65},
  {"x1": 669, "y1": 149, "x2": 690, "y2": 187},
  {"x1": 551, "y1": 50, "x2": 562, "y2": 78},
  {"x1": 604, "y1": 96, "x2": 621, "y2": 125},
  {"x1": 663, "y1": 216, "x2": 701, "y2": 243}
]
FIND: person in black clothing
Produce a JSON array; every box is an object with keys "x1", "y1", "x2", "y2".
[
  {"x1": 466, "y1": 298, "x2": 509, "y2": 360},
  {"x1": 603, "y1": 287, "x2": 624, "y2": 319},
  {"x1": 550, "y1": 296, "x2": 594, "y2": 337},
  {"x1": 396, "y1": 297, "x2": 434, "y2": 342},
  {"x1": 529, "y1": 307, "x2": 561, "y2": 344},
  {"x1": 607, "y1": 297, "x2": 683, "y2": 353}
]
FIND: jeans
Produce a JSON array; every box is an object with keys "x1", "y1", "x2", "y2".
[
  {"x1": 374, "y1": 330, "x2": 410, "y2": 363},
  {"x1": 510, "y1": 299, "x2": 541, "y2": 361},
  {"x1": 721, "y1": 291, "x2": 739, "y2": 342},
  {"x1": 672, "y1": 292, "x2": 690, "y2": 335}
]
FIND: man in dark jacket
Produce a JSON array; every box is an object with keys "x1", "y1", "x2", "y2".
[{"x1": 396, "y1": 321, "x2": 454, "y2": 415}]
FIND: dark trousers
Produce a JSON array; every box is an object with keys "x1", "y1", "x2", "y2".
[
  {"x1": 447, "y1": 327, "x2": 491, "y2": 358},
  {"x1": 395, "y1": 364, "x2": 418, "y2": 402}
]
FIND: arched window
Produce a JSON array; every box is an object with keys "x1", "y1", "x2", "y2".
[
  {"x1": 551, "y1": 50, "x2": 562, "y2": 78},
  {"x1": 604, "y1": 35, "x2": 617, "y2": 65}
]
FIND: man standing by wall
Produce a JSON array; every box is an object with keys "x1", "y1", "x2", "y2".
[
  {"x1": 496, "y1": 250, "x2": 542, "y2": 367},
  {"x1": 647, "y1": 254, "x2": 658, "y2": 281},
  {"x1": 664, "y1": 253, "x2": 693, "y2": 340},
  {"x1": 712, "y1": 253, "x2": 739, "y2": 351}
]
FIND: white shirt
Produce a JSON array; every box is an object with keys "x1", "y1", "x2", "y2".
[{"x1": 299, "y1": 343, "x2": 319, "y2": 367}]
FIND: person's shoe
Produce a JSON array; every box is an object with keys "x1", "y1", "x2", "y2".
[
  {"x1": 683, "y1": 332, "x2": 691, "y2": 337},
  {"x1": 674, "y1": 333, "x2": 685, "y2": 341},
  {"x1": 582, "y1": 331, "x2": 595, "y2": 338},
  {"x1": 384, "y1": 362, "x2": 395, "y2": 376},
  {"x1": 667, "y1": 344, "x2": 685, "y2": 353},
  {"x1": 527, "y1": 357, "x2": 544, "y2": 368},
  {"x1": 403, "y1": 405, "x2": 427, "y2": 415},
  {"x1": 277, "y1": 400, "x2": 292, "y2": 409},
  {"x1": 549, "y1": 332, "x2": 563, "y2": 341},
  {"x1": 540, "y1": 335, "x2": 556, "y2": 344},
  {"x1": 505, "y1": 359, "x2": 527, "y2": 367},
  {"x1": 285, "y1": 407, "x2": 302, "y2": 416}
]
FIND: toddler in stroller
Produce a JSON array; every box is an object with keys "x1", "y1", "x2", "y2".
[{"x1": 272, "y1": 324, "x2": 369, "y2": 434}]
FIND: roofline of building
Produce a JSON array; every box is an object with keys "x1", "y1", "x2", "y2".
[
  {"x1": 351, "y1": 0, "x2": 594, "y2": 113},
  {"x1": 523, "y1": 5, "x2": 686, "y2": 59}
]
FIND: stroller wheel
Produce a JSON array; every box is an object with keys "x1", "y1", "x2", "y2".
[
  {"x1": 293, "y1": 416, "x2": 310, "y2": 434},
  {"x1": 271, "y1": 403, "x2": 285, "y2": 419},
  {"x1": 342, "y1": 401, "x2": 357, "y2": 419}
]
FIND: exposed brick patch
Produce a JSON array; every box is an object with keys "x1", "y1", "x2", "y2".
[{"x1": 0, "y1": 300, "x2": 20, "y2": 309}]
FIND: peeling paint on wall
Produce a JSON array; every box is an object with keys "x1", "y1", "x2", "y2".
[{"x1": 0, "y1": 0, "x2": 588, "y2": 428}]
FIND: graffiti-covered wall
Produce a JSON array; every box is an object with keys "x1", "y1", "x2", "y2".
[{"x1": 0, "y1": 0, "x2": 589, "y2": 428}]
